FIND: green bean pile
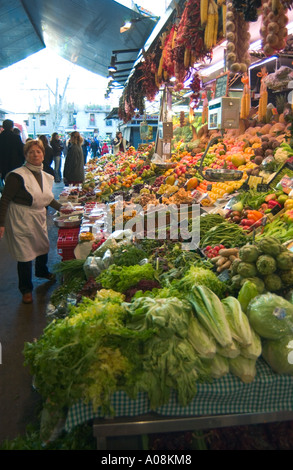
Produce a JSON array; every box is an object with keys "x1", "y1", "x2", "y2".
[{"x1": 199, "y1": 221, "x2": 247, "y2": 248}]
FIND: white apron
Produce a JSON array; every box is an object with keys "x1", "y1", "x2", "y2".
[{"x1": 4, "y1": 166, "x2": 54, "y2": 262}]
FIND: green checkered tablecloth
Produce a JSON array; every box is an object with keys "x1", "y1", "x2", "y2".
[{"x1": 64, "y1": 358, "x2": 293, "y2": 432}]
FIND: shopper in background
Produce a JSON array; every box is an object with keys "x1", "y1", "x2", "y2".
[
  {"x1": 50, "y1": 132, "x2": 63, "y2": 183},
  {"x1": 0, "y1": 139, "x2": 63, "y2": 304},
  {"x1": 63, "y1": 131, "x2": 85, "y2": 185},
  {"x1": 81, "y1": 136, "x2": 90, "y2": 164},
  {"x1": 13, "y1": 127, "x2": 22, "y2": 140},
  {"x1": 113, "y1": 131, "x2": 129, "y2": 155},
  {"x1": 0, "y1": 119, "x2": 24, "y2": 184},
  {"x1": 38, "y1": 135, "x2": 54, "y2": 177},
  {"x1": 90, "y1": 137, "x2": 99, "y2": 157},
  {"x1": 62, "y1": 136, "x2": 69, "y2": 158},
  {"x1": 101, "y1": 142, "x2": 109, "y2": 155}
]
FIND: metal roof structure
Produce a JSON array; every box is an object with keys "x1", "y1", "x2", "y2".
[{"x1": 0, "y1": 0, "x2": 158, "y2": 81}]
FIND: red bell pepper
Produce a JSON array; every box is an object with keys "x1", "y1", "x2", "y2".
[{"x1": 268, "y1": 200, "x2": 281, "y2": 209}]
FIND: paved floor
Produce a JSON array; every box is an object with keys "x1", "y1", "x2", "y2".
[{"x1": 0, "y1": 182, "x2": 64, "y2": 444}]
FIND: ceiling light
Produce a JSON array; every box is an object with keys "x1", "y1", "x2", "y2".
[
  {"x1": 120, "y1": 16, "x2": 159, "y2": 33},
  {"x1": 120, "y1": 21, "x2": 133, "y2": 33},
  {"x1": 108, "y1": 65, "x2": 117, "y2": 73}
]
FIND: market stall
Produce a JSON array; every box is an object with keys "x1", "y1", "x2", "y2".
[{"x1": 22, "y1": 0, "x2": 293, "y2": 450}]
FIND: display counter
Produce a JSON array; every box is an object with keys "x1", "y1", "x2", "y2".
[{"x1": 64, "y1": 359, "x2": 293, "y2": 449}]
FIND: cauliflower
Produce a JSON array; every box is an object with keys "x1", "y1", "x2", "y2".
[{"x1": 274, "y1": 147, "x2": 289, "y2": 164}]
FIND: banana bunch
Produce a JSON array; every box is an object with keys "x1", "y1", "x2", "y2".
[{"x1": 157, "y1": 184, "x2": 179, "y2": 195}]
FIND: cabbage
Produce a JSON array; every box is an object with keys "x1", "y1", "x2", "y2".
[
  {"x1": 247, "y1": 293, "x2": 293, "y2": 339},
  {"x1": 229, "y1": 355, "x2": 257, "y2": 383},
  {"x1": 187, "y1": 316, "x2": 217, "y2": 359},
  {"x1": 222, "y1": 296, "x2": 253, "y2": 347},
  {"x1": 126, "y1": 296, "x2": 191, "y2": 339},
  {"x1": 262, "y1": 336, "x2": 293, "y2": 375}
]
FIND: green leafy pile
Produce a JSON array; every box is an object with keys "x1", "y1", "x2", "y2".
[
  {"x1": 97, "y1": 263, "x2": 157, "y2": 293},
  {"x1": 23, "y1": 290, "x2": 152, "y2": 417},
  {"x1": 173, "y1": 265, "x2": 227, "y2": 299},
  {"x1": 126, "y1": 296, "x2": 211, "y2": 408},
  {"x1": 112, "y1": 244, "x2": 148, "y2": 267}
]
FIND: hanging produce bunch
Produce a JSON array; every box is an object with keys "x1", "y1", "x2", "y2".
[
  {"x1": 240, "y1": 73, "x2": 250, "y2": 120},
  {"x1": 260, "y1": 0, "x2": 288, "y2": 57},
  {"x1": 257, "y1": 67, "x2": 269, "y2": 122},
  {"x1": 201, "y1": 0, "x2": 219, "y2": 49},
  {"x1": 118, "y1": 69, "x2": 146, "y2": 123},
  {"x1": 139, "y1": 50, "x2": 161, "y2": 103},
  {"x1": 232, "y1": 0, "x2": 262, "y2": 21},
  {"x1": 225, "y1": 2, "x2": 251, "y2": 73}
]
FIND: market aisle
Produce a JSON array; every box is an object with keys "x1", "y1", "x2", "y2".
[{"x1": 0, "y1": 182, "x2": 64, "y2": 443}]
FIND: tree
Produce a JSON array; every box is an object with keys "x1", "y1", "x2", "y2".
[{"x1": 47, "y1": 77, "x2": 70, "y2": 131}]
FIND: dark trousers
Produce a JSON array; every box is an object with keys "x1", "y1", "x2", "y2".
[{"x1": 17, "y1": 253, "x2": 49, "y2": 294}]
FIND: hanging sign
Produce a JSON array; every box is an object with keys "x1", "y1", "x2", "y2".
[{"x1": 214, "y1": 72, "x2": 230, "y2": 99}]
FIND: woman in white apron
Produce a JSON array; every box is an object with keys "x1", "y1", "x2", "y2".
[{"x1": 0, "y1": 139, "x2": 62, "y2": 304}]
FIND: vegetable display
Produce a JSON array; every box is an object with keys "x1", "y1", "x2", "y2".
[{"x1": 230, "y1": 237, "x2": 293, "y2": 293}]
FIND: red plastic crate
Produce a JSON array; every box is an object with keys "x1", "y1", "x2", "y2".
[{"x1": 57, "y1": 228, "x2": 79, "y2": 261}]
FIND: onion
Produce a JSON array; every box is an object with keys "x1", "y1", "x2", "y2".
[
  {"x1": 226, "y1": 21, "x2": 235, "y2": 32},
  {"x1": 227, "y1": 42, "x2": 235, "y2": 52},
  {"x1": 263, "y1": 43, "x2": 275, "y2": 55},
  {"x1": 226, "y1": 31, "x2": 235, "y2": 41},
  {"x1": 227, "y1": 52, "x2": 236, "y2": 62},
  {"x1": 267, "y1": 22, "x2": 279, "y2": 33},
  {"x1": 230, "y1": 62, "x2": 241, "y2": 72},
  {"x1": 267, "y1": 33, "x2": 279, "y2": 45}
]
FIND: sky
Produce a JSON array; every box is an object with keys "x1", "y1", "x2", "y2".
[{"x1": 0, "y1": 0, "x2": 169, "y2": 114}]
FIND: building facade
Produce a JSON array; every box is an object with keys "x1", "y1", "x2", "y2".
[{"x1": 6, "y1": 105, "x2": 119, "y2": 143}]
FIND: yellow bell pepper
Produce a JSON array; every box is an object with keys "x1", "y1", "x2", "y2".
[{"x1": 284, "y1": 199, "x2": 293, "y2": 210}]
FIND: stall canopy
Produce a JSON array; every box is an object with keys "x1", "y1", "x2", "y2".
[{"x1": 0, "y1": 0, "x2": 158, "y2": 78}]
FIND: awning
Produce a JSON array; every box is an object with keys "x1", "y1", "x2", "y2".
[{"x1": 1, "y1": 0, "x2": 158, "y2": 79}]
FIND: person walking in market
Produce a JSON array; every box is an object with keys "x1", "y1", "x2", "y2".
[
  {"x1": 113, "y1": 131, "x2": 129, "y2": 155},
  {"x1": 50, "y1": 132, "x2": 63, "y2": 183},
  {"x1": 38, "y1": 135, "x2": 55, "y2": 177},
  {"x1": 63, "y1": 131, "x2": 85, "y2": 185},
  {"x1": 0, "y1": 119, "x2": 24, "y2": 185},
  {"x1": 101, "y1": 141, "x2": 109, "y2": 155},
  {"x1": 0, "y1": 139, "x2": 63, "y2": 304},
  {"x1": 81, "y1": 135, "x2": 90, "y2": 164}
]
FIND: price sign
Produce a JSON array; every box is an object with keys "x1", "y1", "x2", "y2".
[
  {"x1": 257, "y1": 183, "x2": 269, "y2": 192},
  {"x1": 214, "y1": 72, "x2": 230, "y2": 99}
]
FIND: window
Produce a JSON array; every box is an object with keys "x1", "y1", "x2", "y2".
[
  {"x1": 89, "y1": 113, "x2": 96, "y2": 126},
  {"x1": 106, "y1": 119, "x2": 112, "y2": 127},
  {"x1": 40, "y1": 115, "x2": 46, "y2": 126}
]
